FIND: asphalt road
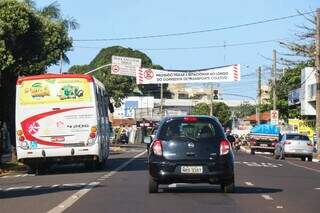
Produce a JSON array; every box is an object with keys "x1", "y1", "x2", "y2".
[{"x1": 1, "y1": 146, "x2": 320, "y2": 213}]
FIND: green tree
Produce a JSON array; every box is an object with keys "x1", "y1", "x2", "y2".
[
  {"x1": 191, "y1": 102, "x2": 231, "y2": 127},
  {"x1": 211, "y1": 102, "x2": 232, "y2": 127},
  {"x1": 0, "y1": 0, "x2": 74, "y2": 160},
  {"x1": 234, "y1": 103, "x2": 256, "y2": 119},
  {"x1": 266, "y1": 12, "x2": 316, "y2": 121},
  {"x1": 69, "y1": 46, "x2": 171, "y2": 106},
  {"x1": 191, "y1": 103, "x2": 210, "y2": 115}
]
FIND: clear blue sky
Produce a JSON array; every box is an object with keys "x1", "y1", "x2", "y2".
[{"x1": 35, "y1": 0, "x2": 319, "y2": 101}]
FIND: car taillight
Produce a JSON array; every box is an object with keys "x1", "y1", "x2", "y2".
[
  {"x1": 152, "y1": 139, "x2": 163, "y2": 156},
  {"x1": 220, "y1": 139, "x2": 230, "y2": 155},
  {"x1": 183, "y1": 117, "x2": 198, "y2": 123},
  {"x1": 284, "y1": 141, "x2": 291, "y2": 145}
]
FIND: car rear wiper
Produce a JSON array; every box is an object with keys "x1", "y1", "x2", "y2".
[{"x1": 181, "y1": 135, "x2": 198, "y2": 142}]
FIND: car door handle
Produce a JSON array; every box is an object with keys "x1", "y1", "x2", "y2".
[{"x1": 186, "y1": 152, "x2": 195, "y2": 156}]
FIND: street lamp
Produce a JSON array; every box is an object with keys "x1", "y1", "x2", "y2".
[{"x1": 85, "y1": 63, "x2": 112, "y2": 75}]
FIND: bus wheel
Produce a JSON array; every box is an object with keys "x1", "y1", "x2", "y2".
[
  {"x1": 97, "y1": 159, "x2": 106, "y2": 170},
  {"x1": 85, "y1": 161, "x2": 97, "y2": 171},
  {"x1": 35, "y1": 164, "x2": 47, "y2": 175}
]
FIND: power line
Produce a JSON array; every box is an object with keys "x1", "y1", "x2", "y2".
[
  {"x1": 73, "y1": 37, "x2": 289, "y2": 51},
  {"x1": 74, "y1": 11, "x2": 315, "y2": 42}
]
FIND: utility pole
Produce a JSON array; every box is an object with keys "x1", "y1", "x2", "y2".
[
  {"x1": 210, "y1": 83, "x2": 213, "y2": 116},
  {"x1": 59, "y1": 52, "x2": 63, "y2": 74},
  {"x1": 273, "y1": 49, "x2": 277, "y2": 110},
  {"x1": 315, "y1": 8, "x2": 320, "y2": 159},
  {"x1": 257, "y1": 66, "x2": 262, "y2": 124},
  {"x1": 160, "y1": 83, "x2": 163, "y2": 117}
]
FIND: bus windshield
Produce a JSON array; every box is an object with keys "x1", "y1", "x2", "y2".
[{"x1": 18, "y1": 77, "x2": 92, "y2": 105}]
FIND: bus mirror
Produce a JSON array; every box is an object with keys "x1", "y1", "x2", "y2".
[{"x1": 108, "y1": 102, "x2": 114, "y2": 113}]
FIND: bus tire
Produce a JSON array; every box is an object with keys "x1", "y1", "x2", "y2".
[{"x1": 85, "y1": 161, "x2": 97, "y2": 171}]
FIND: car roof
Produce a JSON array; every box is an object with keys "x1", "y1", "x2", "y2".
[{"x1": 162, "y1": 115, "x2": 219, "y2": 121}]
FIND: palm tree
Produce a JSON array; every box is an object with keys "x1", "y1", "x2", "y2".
[{"x1": 24, "y1": 1, "x2": 79, "y2": 72}]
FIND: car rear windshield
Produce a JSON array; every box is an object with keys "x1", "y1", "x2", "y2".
[
  {"x1": 159, "y1": 117, "x2": 223, "y2": 141},
  {"x1": 286, "y1": 134, "x2": 309, "y2": 141}
]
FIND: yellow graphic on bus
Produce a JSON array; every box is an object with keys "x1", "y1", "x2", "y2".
[{"x1": 19, "y1": 78, "x2": 91, "y2": 105}]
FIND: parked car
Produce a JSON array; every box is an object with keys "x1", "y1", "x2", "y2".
[
  {"x1": 144, "y1": 116, "x2": 235, "y2": 193},
  {"x1": 274, "y1": 133, "x2": 313, "y2": 161}
]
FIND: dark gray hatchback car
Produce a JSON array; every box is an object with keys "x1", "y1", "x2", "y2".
[{"x1": 145, "y1": 116, "x2": 235, "y2": 193}]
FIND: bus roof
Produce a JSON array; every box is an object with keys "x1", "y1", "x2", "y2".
[{"x1": 17, "y1": 73, "x2": 94, "y2": 85}]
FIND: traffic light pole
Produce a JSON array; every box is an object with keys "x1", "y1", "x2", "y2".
[{"x1": 315, "y1": 8, "x2": 320, "y2": 159}]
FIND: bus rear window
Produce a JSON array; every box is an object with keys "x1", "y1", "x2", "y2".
[{"x1": 18, "y1": 78, "x2": 92, "y2": 105}]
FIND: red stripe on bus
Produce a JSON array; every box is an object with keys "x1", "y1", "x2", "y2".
[{"x1": 20, "y1": 107, "x2": 93, "y2": 147}]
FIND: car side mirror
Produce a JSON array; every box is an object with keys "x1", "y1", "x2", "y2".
[{"x1": 144, "y1": 136, "x2": 152, "y2": 144}]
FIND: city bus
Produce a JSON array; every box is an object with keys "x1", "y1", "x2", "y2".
[{"x1": 15, "y1": 73, "x2": 111, "y2": 173}]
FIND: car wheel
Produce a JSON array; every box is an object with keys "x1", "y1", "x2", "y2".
[
  {"x1": 250, "y1": 149, "x2": 255, "y2": 155},
  {"x1": 307, "y1": 156, "x2": 312, "y2": 162},
  {"x1": 221, "y1": 181, "x2": 235, "y2": 193},
  {"x1": 301, "y1": 157, "x2": 306, "y2": 161},
  {"x1": 149, "y1": 176, "x2": 158, "y2": 193},
  {"x1": 221, "y1": 176, "x2": 235, "y2": 193}
]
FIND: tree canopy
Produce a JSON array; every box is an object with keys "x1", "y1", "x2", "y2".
[
  {"x1": 0, "y1": 0, "x2": 75, "y2": 159},
  {"x1": 68, "y1": 46, "x2": 171, "y2": 107},
  {"x1": 191, "y1": 102, "x2": 231, "y2": 127}
]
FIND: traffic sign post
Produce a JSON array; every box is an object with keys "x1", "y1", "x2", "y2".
[
  {"x1": 111, "y1": 55, "x2": 142, "y2": 77},
  {"x1": 270, "y1": 110, "x2": 279, "y2": 125}
]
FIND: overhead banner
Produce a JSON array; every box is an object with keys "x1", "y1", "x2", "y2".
[{"x1": 136, "y1": 64, "x2": 240, "y2": 84}]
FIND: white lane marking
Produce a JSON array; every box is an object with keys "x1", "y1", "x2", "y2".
[
  {"x1": 276, "y1": 206, "x2": 284, "y2": 209},
  {"x1": 315, "y1": 188, "x2": 320, "y2": 190},
  {"x1": 32, "y1": 185, "x2": 43, "y2": 189},
  {"x1": 258, "y1": 154, "x2": 320, "y2": 174},
  {"x1": 0, "y1": 174, "x2": 34, "y2": 179},
  {"x1": 47, "y1": 150, "x2": 147, "y2": 213},
  {"x1": 245, "y1": 182, "x2": 254, "y2": 186},
  {"x1": 168, "y1": 184, "x2": 177, "y2": 188},
  {"x1": 62, "y1": 183, "x2": 87, "y2": 187},
  {"x1": 261, "y1": 195, "x2": 274, "y2": 200},
  {"x1": 3, "y1": 186, "x2": 33, "y2": 191},
  {"x1": 51, "y1": 184, "x2": 60, "y2": 188}
]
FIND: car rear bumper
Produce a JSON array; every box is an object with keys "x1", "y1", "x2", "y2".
[
  {"x1": 251, "y1": 146, "x2": 275, "y2": 152},
  {"x1": 284, "y1": 151, "x2": 313, "y2": 157},
  {"x1": 149, "y1": 161, "x2": 234, "y2": 184}
]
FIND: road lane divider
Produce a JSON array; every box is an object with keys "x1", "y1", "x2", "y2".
[
  {"x1": 261, "y1": 194, "x2": 274, "y2": 200},
  {"x1": 47, "y1": 150, "x2": 147, "y2": 213},
  {"x1": 245, "y1": 182, "x2": 254, "y2": 186}
]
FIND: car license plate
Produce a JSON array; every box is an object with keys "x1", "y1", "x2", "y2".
[
  {"x1": 260, "y1": 144, "x2": 268, "y2": 147},
  {"x1": 181, "y1": 166, "x2": 203, "y2": 174}
]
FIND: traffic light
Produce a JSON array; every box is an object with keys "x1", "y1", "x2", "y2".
[{"x1": 213, "y1": 89, "x2": 219, "y2": 100}]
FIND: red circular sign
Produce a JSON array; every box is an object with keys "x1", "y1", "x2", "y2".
[
  {"x1": 112, "y1": 65, "x2": 120, "y2": 73},
  {"x1": 144, "y1": 69, "x2": 154, "y2": 80}
]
